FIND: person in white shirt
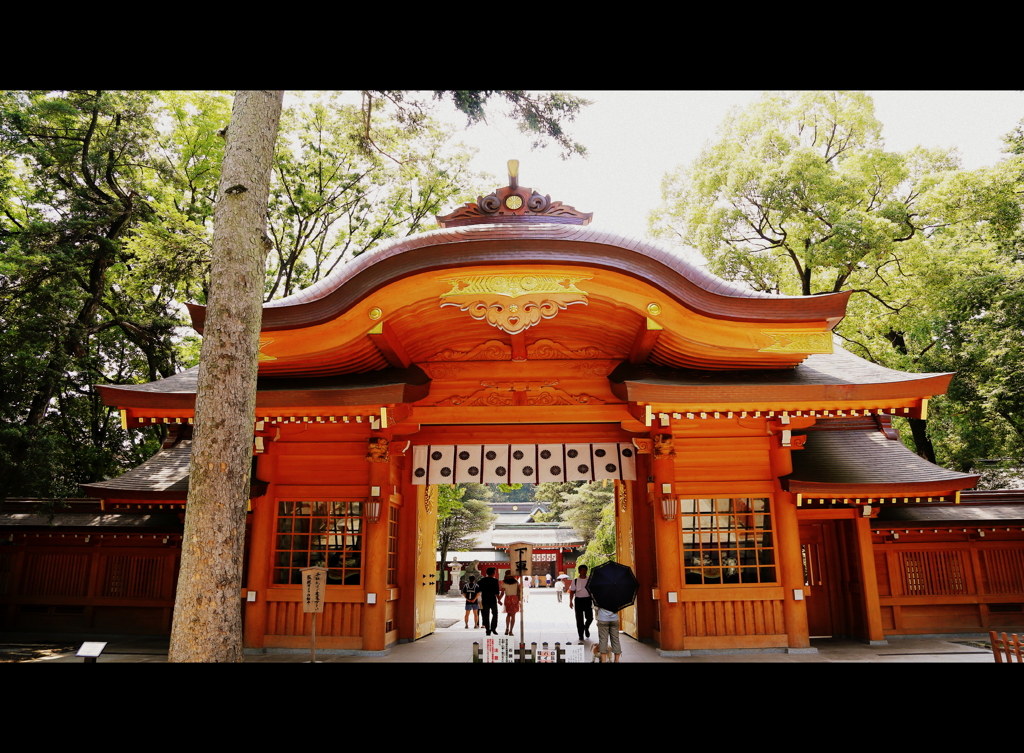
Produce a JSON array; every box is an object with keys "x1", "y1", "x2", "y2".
[{"x1": 568, "y1": 565, "x2": 593, "y2": 641}]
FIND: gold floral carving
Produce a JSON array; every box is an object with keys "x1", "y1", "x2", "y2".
[
  {"x1": 427, "y1": 340, "x2": 512, "y2": 362},
  {"x1": 439, "y1": 274, "x2": 591, "y2": 299},
  {"x1": 528, "y1": 339, "x2": 610, "y2": 360},
  {"x1": 438, "y1": 275, "x2": 591, "y2": 334},
  {"x1": 759, "y1": 332, "x2": 833, "y2": 354},
  {"x1": 366, "y1": 438, "x2": 389, "y2": 463},
  {"x1": 653, "y1": 434, "x2": 676, "y2": 459}
]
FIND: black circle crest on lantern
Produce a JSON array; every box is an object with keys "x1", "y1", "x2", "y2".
[
  {"x1": 578, "y1": 464, "x2": 589, "y2": 474},
  {"x1": 459, "y1": 451, "x2": 471, "y2": 461},
  {"x1": 496, "y1": 466, "x2": 507, "y2": 476},
  {"x1": 431, "y1": 451, "x2": 443, "y2": 461},
  {"x1": 622, "y1": 448, "x2": 633, "y2": 457},
  {"x1": 513, "y1": 450, "x2": 525, "y2": 460},
  {"x1": 522, "y1": 465, "x2": 534, "y2": 476},
  {"x1": 440, "y1": 467, "x2": 452, "y2": 477},
  {"x1": 540, "y1": 449, "x2": 552, "y2": 459},
  {"x1": 468, "y1": 466, "x2": 480, "y2": 476},
  {"x1": 567, "y1": 449, "x2": 579, "y2": 458},
  {"x1": 414, "y1": 468, "x2": 426, "y2": 478},
  {"x1": 550, "y1": 466, "x2": 561, "y2": 475},
  {"x1": 605, "y1": 464, "x2": 617, "y2": 473},
  {"x1": 595, "y1": 449, "x2": 607, "y2": 457},
  {"x1": 486, "y1": 451, "x2": 497, "y2": 461}
]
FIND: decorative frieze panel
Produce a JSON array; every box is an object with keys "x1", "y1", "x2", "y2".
[
  {"x1": 432, "y1": 381, "x2": 605, "y2": 408},
  {"x1": 411, "y1": 443, "x2": 637, "y2": 485}
]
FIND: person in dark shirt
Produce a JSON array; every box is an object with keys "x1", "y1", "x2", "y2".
[
  {"x1": 478, "y1": 567, "x2": 502, "y2": 636},
  {"x1": 461, "y1": 575, "x2": 481, "y2": 629}
]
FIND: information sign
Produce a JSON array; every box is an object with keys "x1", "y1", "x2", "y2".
[
  {"x1": 301, "y1": 566, "x2": 328, "y2": 613},
  {"x1": 482, "y1": 636, "x2": 515, "y2": 663}
]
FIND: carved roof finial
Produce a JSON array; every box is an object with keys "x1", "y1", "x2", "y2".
[{"x1": 435, "y1": 161, "x2": 593, "y2": 228}]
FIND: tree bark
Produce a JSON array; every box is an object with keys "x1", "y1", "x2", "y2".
[{"x1": 169, "y1": 91, "x2": 283, "y2": 662}]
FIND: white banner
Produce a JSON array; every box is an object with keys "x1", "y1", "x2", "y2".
[{"x1": 412, "y1": 443, "x2": 636, "y2": 485}]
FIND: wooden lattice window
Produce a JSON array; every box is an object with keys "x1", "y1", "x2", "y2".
[
  {"x1": 274, "y1": 500, "x2": 363, "y2": 586},
  {"x1": 681, "y1": 498, "x2": 776, "y2": 585},
  {"x1": 103, "y1": 555, "x2": 164, "y2": 598},
  {"x1": 898, "y1": 550, "x2": 968, "y2": 595}
]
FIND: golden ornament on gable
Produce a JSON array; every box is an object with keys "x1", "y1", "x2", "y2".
[{"x1": 438, "y1": 274, "x2": 592, "y2": 335}]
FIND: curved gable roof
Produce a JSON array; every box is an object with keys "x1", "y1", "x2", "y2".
[{"x1": 186, "y1": 223, "x2": 849, "y2": 334}]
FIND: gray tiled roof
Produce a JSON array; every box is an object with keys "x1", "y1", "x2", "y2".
[{"x1": 82, "y1": 441, "x2": 192, "y2": 493}]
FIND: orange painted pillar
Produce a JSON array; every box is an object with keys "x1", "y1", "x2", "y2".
[
  {"x1": 774, "y1": 491, "x2": 810, "y2": 649},
  {"x1": 361, "y1": 449, "x2": 390, "y2": 650},
  {"x1": 630, "y1": 455, "x2": 658, "y2": 642},
  {"x1": 651, "y1": 430, "x2": 684, "y2": 651},
  {"x1": 854, "y1": 513, "x2": 886, "y2": 643},
  {"x1": 769, "y1": 440, "x2": 809, "y2": 649},
  {"x1": 243, "y1": 450, "x2": 276, "y2": 648}
]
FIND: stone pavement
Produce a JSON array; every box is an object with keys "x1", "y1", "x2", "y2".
[{"x1": 15, "y1": 588, "x2": 1000, "y2": 663}]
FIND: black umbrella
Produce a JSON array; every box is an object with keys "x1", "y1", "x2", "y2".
[{"x1": 587, "y1": 561, "x2": 639, "y2": 612}]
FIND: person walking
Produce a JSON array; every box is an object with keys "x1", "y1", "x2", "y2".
[
  {"x1": 596, "y1": 604, "x2": 622, "y2": 662},
  {"x1": 568, "y1": 565, "x2": 593, "y2": 641},
  {"x1": 462, "y1": 575, "x2": 481, "y2": 629},
  {"x1": 479, "y1": 567, "x2": 501, "y2": 636},
  {"x1": 555, "y1": 573, "x2": 566, "y2": 603}
]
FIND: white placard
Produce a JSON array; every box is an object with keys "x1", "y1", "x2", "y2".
[
  {"x1": 563, "y1": 644, "x2": 586, "y2": 663},
  {"x1": 77, "y1": 641, "x2": 107, "y2": 658}
]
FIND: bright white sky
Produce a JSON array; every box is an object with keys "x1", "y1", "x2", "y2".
[{"x1": 426, "y1": 90, "x2": 1024, "y2": 241}]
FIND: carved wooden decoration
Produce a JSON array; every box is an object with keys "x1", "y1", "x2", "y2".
[
  {"x1": 528, "y1": 339, "x2": 608, "y2": 360},
  {"x1": 434, "y1": 380, "x2": 605, "y2": 408},
  {"x1": 439, "y1": 274, "x2": 591, "y2": 335},
  {"x1": 632, "y1": 438, "x2": 654, "y2": 455},
  {"x1": 435, "y1": 162, "x2": 593, "y2": 227},
  {"x1": 653, "y1": 433, "x2": 676, "y2": 459},
  {"x1": 366, "y1": 437, "x2": 390, "y2": 463},
  {"x1": 569, "y1": 361, "x2": 617, "y2": 377},
  {"x1": 759, "y1": 332, "x2": 833, "y2": 353},
  {"x1": 428, "y1": 340, "x2": 512, "y2": 362}
]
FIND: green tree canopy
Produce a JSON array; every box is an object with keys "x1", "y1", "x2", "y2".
[
  {"x1": 0, "y1": 89, "x2": 525, "y2": 501},
  {"x1": 651, "y1": 93, "x2": 1024, "y2": 473}
]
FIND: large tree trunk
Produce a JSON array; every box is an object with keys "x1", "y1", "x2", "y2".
[{"x1": 169, "y1": 91, "x2": 283, "y2": 662}]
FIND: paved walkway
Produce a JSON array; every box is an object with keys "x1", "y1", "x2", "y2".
[{"x1": 14, "y1": 588, "x2": 1001, "y2": 663}]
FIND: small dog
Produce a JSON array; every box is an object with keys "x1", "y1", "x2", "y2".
[{"x1": 591, "y1": 643, "x2": 601, "y2": 662}]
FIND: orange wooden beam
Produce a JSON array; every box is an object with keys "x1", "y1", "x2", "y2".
[
  {"x1": 628, "y1": 317, "x2": 663, "y2": 365},
  {"x1": 368, "y1": 321, "x2": 412, "y2": 368}
]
